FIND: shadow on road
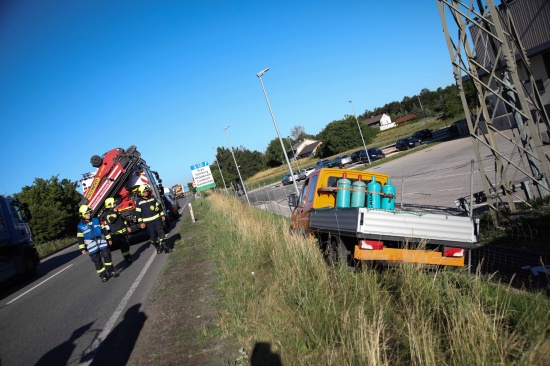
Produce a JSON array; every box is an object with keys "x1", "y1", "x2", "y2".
[
  {"x1": 75, "y1": 304, "x2": 147, "y2": 366},
  {"x1": 34, "y1": 322, "x2": 94, "y2": 366}
]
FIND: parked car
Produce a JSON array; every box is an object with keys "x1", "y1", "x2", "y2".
[
  {"x1": 330, "y1": 154, "x2": 353, "y2": 168},
  {"x1": 315, "y1": 159, "x2": 332, "y2": 169},
  {"x1": 396, "y1": 137, "x2": 422, "y2": 151},
  {"x1": 162, "y1": 194, "x2": 180, "y2": 219},
  {"x1": 282, "y1": 172, "x2": 299, "y2": 185},
  {"x1": 411, "y1": 129, "x2": 433, "y2": 141},
  {"x1": 350, "y1": 150, "x2": 363, "y2": 163},
  {"x1": 359, "y1": 148, "x2": 386, "y2": 163},
  {"x1": 297, "y1": 167, "x2": 315, "y2": 181}
]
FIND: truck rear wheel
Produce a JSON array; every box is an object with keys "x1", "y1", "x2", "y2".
[{"x1": 326, "y1": 235, "x2": 350, "y2": 267}]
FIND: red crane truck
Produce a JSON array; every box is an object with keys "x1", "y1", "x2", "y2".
[{"x1": 79, "y1": 145, "x2": 171, "y2": 234}]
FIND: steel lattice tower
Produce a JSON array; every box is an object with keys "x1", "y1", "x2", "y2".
[{"x1": 436, "y1": 0, "x2": 550, "y2": 223}]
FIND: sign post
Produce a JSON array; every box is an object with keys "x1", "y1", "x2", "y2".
[{"x1": 190, "y1": 162, "x2": 216, "y2": 192}]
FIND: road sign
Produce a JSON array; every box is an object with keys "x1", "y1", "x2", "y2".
[{"x1": 190, "y1": 161, "x2": 216, "y2": 192}]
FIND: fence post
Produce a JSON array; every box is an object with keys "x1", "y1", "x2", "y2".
[{"x1": 189, "y1": 203, "x2": 196, "y2": 223}]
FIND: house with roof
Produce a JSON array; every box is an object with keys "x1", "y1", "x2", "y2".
[
  {"x1": 363, "y1": 113, "x2": 396, "y2": 131},
  {"x1": 287, "y1": 139, "x2": 322, "y2": 160}
]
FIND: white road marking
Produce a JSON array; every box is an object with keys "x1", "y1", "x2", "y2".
[
  {"x1": 6, "y1": 264, "x2": 74, "y2": 305},
  {"x1": 79, "y1": 250, "x2": 158, "y2": 365}
]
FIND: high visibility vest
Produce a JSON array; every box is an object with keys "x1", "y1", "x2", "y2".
[{"x1": 77, "y1": 218, "x2": 108, "y2": 254}]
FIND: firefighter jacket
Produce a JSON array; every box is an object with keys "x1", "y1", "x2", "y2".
[
  {"x1": 136, "y1": 196, "x2": 165, "y2": 224},
  {"x1": 100, "y1": 208, "x2": 128, "y2": 239},
  {"x1": 77, "y1": 217, "x2": 108, "y2": 254}
]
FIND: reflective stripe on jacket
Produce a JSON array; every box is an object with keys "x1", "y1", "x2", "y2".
[
  {"x1": 136, "y1": 197, "x2": 165, "y2": 223},
  {"x1": 77, "y1": 217, "x2": 108, "y2": 254},
  {"x1": 101, "y1": 208, "x2": 128, "y2": 239}
]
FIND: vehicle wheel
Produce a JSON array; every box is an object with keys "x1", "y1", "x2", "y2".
[
  {"x1": 325, "y1": 235, "x2": 350, "y2": 267},
  {"x1": 24, "y1": 249, "x2": 38, "y2": 278},
  {"x1": 90, "y1": 155, "x2": 103, "y2": 168}
]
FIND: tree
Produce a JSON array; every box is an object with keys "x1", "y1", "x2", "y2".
[
  {"x1": 290, "y1": 125, "x2": 307, "y2": 141},
  {"x1": 14, "y1": 176, "x2": 82, "y2": 244},
  {"x1": 265, "y1": 138, "x2": 285, "y2": 168},
  {"x1": 213, "y1": 146, "x2": 266, "y2": 183},
  {"x1": 316, "y1": 117, "x2": 378, "y2": 157}
]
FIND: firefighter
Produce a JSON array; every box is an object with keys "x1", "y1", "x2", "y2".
[
  {"x1": 77, "y1": 205, "x2": 117, "y2": 282},
  {"x1": 136, "y1": 184, "x2": 168, "y2": 254},
  {"x1": 101, "y1": 198, "x2": 133, "y2": 264}
]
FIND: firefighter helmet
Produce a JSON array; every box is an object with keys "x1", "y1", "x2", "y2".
[
  {"x1": 79, "y1": 205, "x2": 92, "y2": 218},
  {"x1": 139, "y1": 184, "x2": 151, "y2": 195},
  {"x1": 105, "y1": 198, "x2": 115, "y2": 208}
]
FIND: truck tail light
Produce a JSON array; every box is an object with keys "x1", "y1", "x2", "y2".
[
  {"x1": 443, "y1": 247, "x2": 464, "y2": 257},
  {"x1": 359, "y1": 240, "x2": 384, "y2": 250}
]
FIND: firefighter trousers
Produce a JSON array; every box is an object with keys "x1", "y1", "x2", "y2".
[
  {"x1": 110, "y1": 234, "x2": 132, "y2": 261},
  {"x1": 145, "y1": 219, "x2": 166, "y2": 250},
  {"x1": 90, "y1": 248, "x2": 115, "y2": 279}
]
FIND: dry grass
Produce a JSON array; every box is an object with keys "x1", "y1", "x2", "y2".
[{"x1": 200, "y1": 192, "x2": 550, "y2": 365}]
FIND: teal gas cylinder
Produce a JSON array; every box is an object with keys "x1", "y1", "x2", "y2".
[
  {"x1": 381, "y1": 178, "x2": 396, "y2": 210},
  {"x1": 336, "y1": 173, "x2": 351, "y2": 208},
  {"x1": 351, "y1": 175, "x2": 366, "y2": 208},
  {"x1": 366, "y1": 176, "x2": 381, "y2": 209}
]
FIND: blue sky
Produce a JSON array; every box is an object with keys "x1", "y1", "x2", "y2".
[{"x1": 0, "y1": 0, "x2": 457, "y2": 196}]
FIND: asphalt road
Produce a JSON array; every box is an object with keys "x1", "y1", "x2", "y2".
[{"x1": 0, "y1": 196, "x2": 191, "y2": 366}]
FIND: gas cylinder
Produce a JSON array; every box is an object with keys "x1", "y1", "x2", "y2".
[
  {"x1": 336, "y1": 173, "x2": 351, "y2": 208},
  {"x1": 381, "y1": 178, "x2": 396, "y2": 210},
  {"x1": 366, "y1": 176, "x2": 381, "y2": 209},
  {"x1": 351, "y1": 175, "x2": 366, "y2": 208}
]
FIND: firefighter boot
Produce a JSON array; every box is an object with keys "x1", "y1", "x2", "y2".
[
  {"x1": 125, "y1": 255, "x2": 133, "y2": 264},
  {"x1": 98, "y1": 267, "x2": 109, "y2": 282},
  {"x1": 153, "y1": 240, "x2": 162, "y2": 254},
  {"x1": 105, "y1": 262, "x2": 118, "y2": 278},
  {"x1": 159, "y1": 238, "x2": 169, "y2": 253}
]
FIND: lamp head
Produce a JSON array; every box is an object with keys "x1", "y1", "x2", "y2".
[{"x1": 256, "y1": 68, "x2": 270, "y2": 77}]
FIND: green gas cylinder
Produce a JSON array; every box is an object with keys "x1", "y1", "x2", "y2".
[
  {"x1": 367, "y1": 176, "x2": 381, "y2": 209},
  {"x1": 336, "y1": 173, "x2": 351, "y2": 208},
  {"x1": 351, "y1": 175, "x2": 366, "y2": 208},
  {"x1": 381, "y1": 178, "x2": 396, "y2": 210}
]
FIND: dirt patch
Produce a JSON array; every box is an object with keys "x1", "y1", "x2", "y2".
[{"x1": 127, "y1": 222, "x2": 236, "y2": 365}]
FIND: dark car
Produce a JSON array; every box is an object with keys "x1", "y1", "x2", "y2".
[
  {"x1": 315, "y1": 159, "x2": 332, "y2": 169},
  {"x1": 411, "y1": 129, "x2": 433, "y2": 141},
  {"x1": 162, "y1": 194, "x2": 180, "y2": 219},
  {"x1": 350, "y1": 150, "x2": 363, "y2": 163},
  {"x1": 359, "y1": 148, "x2": 386, "y2": 163},
  {"x1": 396, "y1": 137, "x2": 421, "y2": 151}
]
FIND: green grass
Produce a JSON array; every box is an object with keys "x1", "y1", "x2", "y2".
[
  {"x1": 195, "y1": 192, "x2": 550, "y2": 365},
  {"x1": 35, "y1": 236, "x2": 76, "y2": 258}
]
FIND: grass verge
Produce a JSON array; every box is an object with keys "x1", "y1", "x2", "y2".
[{"x1": 190, "y1": 192, "x2": 550, "y2": 365}]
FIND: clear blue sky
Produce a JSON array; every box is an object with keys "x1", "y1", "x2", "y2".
[{"x1": 0, "y1": 0, "x2": 456, "y2": 196}]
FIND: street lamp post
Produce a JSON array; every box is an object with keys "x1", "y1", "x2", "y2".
[
  {"x1": 223, "y1": 125, "x2": 250, "y2": 204},
  {"x1": 212, "y1": 146, "x2": 228, "y2": 195},
  {"x1": 257, "y1": 68, "x2": 301, "y2": 198},
  {"x1": 348, "y1": 100, "x2": 371, "y2": 165},
  {"x1": 286, "y1": 136, "x2": 300, "y2": 171}
]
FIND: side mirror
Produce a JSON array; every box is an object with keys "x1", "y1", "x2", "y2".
[{"x1": 288, "y1": 193, "x2": 297, "y2": 209}]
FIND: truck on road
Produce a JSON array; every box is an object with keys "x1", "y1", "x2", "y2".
[
  {"x1": 289, "y1": 168, "x2": 479, "y2": 267},
  {"x1": 0, "y1": 196, "x2": 40, "y2": 283},
  {"x1": 79, "y1": 145, "x2": 173, "y2": 234}
]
